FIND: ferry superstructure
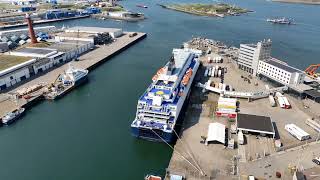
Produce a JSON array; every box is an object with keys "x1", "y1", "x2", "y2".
[{"x1": 131, "y1": 49, "x2": 200, "y2": 143}]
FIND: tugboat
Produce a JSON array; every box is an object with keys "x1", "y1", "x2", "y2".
[
  {"x1": 137, "y1": 4, "x2": 148, "y2": 8},
  {"x1": 1, "y1": 108, "x2": 25, "y2": 125},
  {"x1": 267, "y1": 17, "x2": 294, "y2": 25}
]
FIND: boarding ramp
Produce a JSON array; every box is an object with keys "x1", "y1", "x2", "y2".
[{"x1": 197, "y1": 80, "x2": 288, "y2": 100}]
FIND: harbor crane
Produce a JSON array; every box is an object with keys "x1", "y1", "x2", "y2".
[{"x1": 305, "y1": 64, "x2": 320, "y2": 79}]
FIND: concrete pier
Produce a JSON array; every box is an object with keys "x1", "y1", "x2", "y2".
[
  {"x1": 0, "y1": 15, "x2": 90, "y2": 30},
  {"x1": 0, "y1": 32, "x2": 146, "y2": 118}
]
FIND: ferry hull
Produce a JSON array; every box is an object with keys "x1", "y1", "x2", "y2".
[
  {"x1": 2, "y1": 111, "x2": 25, "y2": 126},
  {"x1": 131, "y1": 127, "x2": 175, "y2": 143},
  {"x1": 131, "y1": 85, "x2": 192, "y2": 144}
]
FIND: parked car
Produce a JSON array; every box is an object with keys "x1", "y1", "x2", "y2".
[{"x1": 312, "y1": 157, "x2": 320, "y2": 165}]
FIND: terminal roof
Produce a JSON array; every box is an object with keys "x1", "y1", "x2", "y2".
[
  {"x1": 237, "y1": 113, "x2": 275, "y2": 134},
  {"x1": 304, "y1": 89, "x2": 320, "y2": 99},
  {"x1": 266, "y1": 60, "x2": 301, "y2": 73},
  {"x1": 14, "y1": 47, "x2": 56, "y2": 55}
]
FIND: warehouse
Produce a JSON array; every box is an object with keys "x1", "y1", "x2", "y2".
[
  {"x1": 0, "y1": 55, "x2": 35, "y2": 91},
  {"x1": 237, "y1": 113, "x2": 275, "y2": 138},
  {"x1": 304, "y1": 89, "x2": 320, "y2": 103},
  {"x1": 0, "y1": 26, "x2": 56, "y2": 39},
  {"x1": 65, "y1": 26, "x2": 123, "y2": 38},
  {"x1": 48, "y1": 40, "x2": 94, "y2": 60}
]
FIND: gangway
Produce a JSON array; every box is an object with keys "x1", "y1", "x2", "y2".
[{"x1": 197, "y1": 80, "x2": 288, "y2": 100}]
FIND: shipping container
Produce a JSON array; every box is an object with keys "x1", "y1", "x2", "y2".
[
  {"x1": 269, "y1": 95, "x2": 276, "y2": 107},
  {"x1": 305, "y1": 119, "x2": 320, "y2": 133},
  {"x1": 211, "y1": 68, "x2": 215, "y2": 77},
  {"x1": 204, "y1": 68, "x2": 208, "y2": 77},
  {"x1": 238, "y1": 131, "x2": 244, "y2": 145},
  {"x1": 218, "y1": 69, "x2": 222, "y2": 77},
  {"x1": 282, "y1": 96, "x2": 291, "y2": 109},
  {"x1": 285, "y1": 124, "x2": 310, "y2": 141},
  {"x1": 207, "y1": 56, "x2": 211, "y2": 63},
  {"x1": 277, "y1": 97, "x2": 286, "y2": 108}
]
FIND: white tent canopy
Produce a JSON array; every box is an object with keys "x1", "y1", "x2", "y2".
[{"x1": 205, "y1": 123, "x2": 226, "y2": 145}]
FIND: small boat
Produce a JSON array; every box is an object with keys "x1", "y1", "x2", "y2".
[
  {"x1": 45, "y1": 64, "x2": 88, "y2": 100},
  {"x1": 267, "y1": 17, "x2": 294, "y2": 25},
  {"x1": 137, "y1": 4, "x2": 148, "y2": 8},
  {"x1": 145, "y1": 174, "x2": 162, "y2": 180},
  {"x1": 2, "y1": 108, "x2": 25, "y2": 125}
]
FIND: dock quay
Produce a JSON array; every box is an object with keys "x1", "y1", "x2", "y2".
[
  {"x1": 0, "y1": 32, "x2": 146, "y2": 120},
  {"x1": 165, "y1": 38, "x2": 320, "y2": 180},
  {"x1": 0, "y1": 15, "x2": 90, "y2": 30}
]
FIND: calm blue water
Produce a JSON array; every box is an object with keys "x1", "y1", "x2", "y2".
[{"x1": 1, "y1": 0, "x2": 319, "y2": 179}]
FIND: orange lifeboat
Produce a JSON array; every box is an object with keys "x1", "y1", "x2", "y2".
[
  {"x1": 182, "y1": 68, "x2": 193, "y2": 86},
  {"x1": 152, "y1": 67, "x2": 166, "y2": 81}
]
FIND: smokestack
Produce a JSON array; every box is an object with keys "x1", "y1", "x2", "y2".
[{"x1": 25, "y1": 13, "x2": 37, "y2": 44}]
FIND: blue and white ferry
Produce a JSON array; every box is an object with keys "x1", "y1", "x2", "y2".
[{"x1": 131, "y1": 49, "x2": 200, "y2": 143}]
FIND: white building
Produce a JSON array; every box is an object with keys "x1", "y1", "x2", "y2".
[
  {"x1": 238, "y1": 39, "x2": 272, "y2": 75},
  {"x1": 0, "y1": 56, "x2": 36, "y2": 90},
  {"x1": 65, "y1": 26, "x2": 123, "y2": 39},
  {"x1": 257, "y1": 59, "x2": 305, "y2": 86},
  {"x1": 8, "y1": 47, "x2": 66, "y2": 66},
  {"x1": 49, "y1": 40, "x2": 94, "y2": 60}
]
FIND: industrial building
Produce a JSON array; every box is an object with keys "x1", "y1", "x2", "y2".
[
  {"x1": 236, "y1": 113, "x2": 275, "y2": 138},
  {"x1": 0, "y1": 42, "x2": 9, "y2": 53},
  {"x1": 48, "y1": 40, "x2": 94, "y2": 60},
  {"x1": 257, "y1": 58, "x2": 305, "y2": 86},
  {"x1": 0, "y1": 55, "x2": 35, "y2": 90},
  {"x1": 0, "y1": 26, "x2": 56, "y2": 39},
  {"x1": 238, "y1": 39, "x2": 272, "y2": 75},
  {"x1": 64, "y1": 26, "x2": 123, "y2": 39}
]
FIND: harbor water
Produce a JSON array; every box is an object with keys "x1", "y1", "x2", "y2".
[{"x1": 0, "y1": 0, "x2": 319, "y2": 179}]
